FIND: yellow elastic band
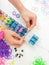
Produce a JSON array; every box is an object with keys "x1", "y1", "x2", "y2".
[
  {"x1": 0, "y1": 15, "x2": 5, "y2": 20},
  {"x1": 0, "y1": 25, "x2": 6, "y2": 32},
  {"x1": 3, "y1": 16, "x2": 9, "y2": 23}
]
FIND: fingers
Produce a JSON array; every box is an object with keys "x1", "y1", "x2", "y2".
[
  {"x1": 9, "y1": 36, "x2": 24, "y2": 48},
  {"x1": 12, "y1": 31, "x2": 24, "y2": 41},
  {"x1": 26, "y1": 22, "x2": 30, "y2": 29},
  {"x1": 4, "y1": 29, "x2": 25, "y2": 48},
  {"x1": 25, "y1": 15, "x2": 37, "y2": 30},
  {"x1": 29, "y1": 16, "x2": 37, "y2": 30},
  {"x1": 10, "y1": 32, "x2": 25, "y2": 47},
  {"x1": 5, "y1": 32, "x2": 24, "y2": 48},
  {"x1": 25, "y1": 18, "x2": 30, "y2": 29},
  {"x1": 13, "y1": 38, "x2": 24, "y2": 45},
  {"x1": 12, "y1": 31, "x2": 21, "y2": 39},
  {"x1": 14, "y1": 45, "x2": 20, "y2": 48}
]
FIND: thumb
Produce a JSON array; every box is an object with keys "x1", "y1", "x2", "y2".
[{"x1": 25, "y1": 18, "x2": 30, "y2": 28}]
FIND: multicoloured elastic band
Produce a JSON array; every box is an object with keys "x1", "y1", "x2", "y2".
[{"x1": 0, "y1": 9, "x2": 28, "y2": 37}]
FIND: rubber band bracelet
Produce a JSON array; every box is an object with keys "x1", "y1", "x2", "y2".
[{"x1": 0, "y1": 25, "x2": 6, "y2": 40}]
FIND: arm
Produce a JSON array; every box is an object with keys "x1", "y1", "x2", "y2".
[
  {"x1": 8, "y1": 0, "x2": 25, "y2": 13},
  {"x1": 8, "y1": 0, "x2": 37, "y2": 30}
]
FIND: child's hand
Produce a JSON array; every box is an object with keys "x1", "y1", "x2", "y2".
[
  {"x1": 21, "y1": 9, "x2": 37, "y2": 30},
  {"x1": 4, "y1": 29, "x2": 24, "y2": 48},
  {"x1": 8, "y1": 0, "x2": 37, "y2": 30}
]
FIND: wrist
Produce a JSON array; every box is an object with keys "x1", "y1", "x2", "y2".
[{"x1": 19, "y1": 6, "x2": 26, "y2": 14}]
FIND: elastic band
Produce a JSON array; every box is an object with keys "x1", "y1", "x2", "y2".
[
  {"x1": 0, "y1": 31, "x2": 4, "y2": 40},
  {"x1": 0, "y1": 25, "x2": 6, "y2": 39}
]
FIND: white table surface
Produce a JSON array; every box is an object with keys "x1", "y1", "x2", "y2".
[{"x1": 0, "y1": 0, "x2": 49, "y2": 65}]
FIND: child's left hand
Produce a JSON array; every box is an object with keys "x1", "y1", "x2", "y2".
[
  {"x1": 3, "y1": 29, "x2": 24, "y2": 48},
  {"x1": 21, "y1": 9, "x2": 37, "y2": 30}
]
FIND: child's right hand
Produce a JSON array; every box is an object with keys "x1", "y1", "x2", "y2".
[{"x1": 3, "y1": 29, "x2": 24, "y2": 48}]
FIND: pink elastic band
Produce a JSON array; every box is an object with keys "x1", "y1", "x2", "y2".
[{"x1": 0, "y1": 31, "x2": 4, "y2": 40}]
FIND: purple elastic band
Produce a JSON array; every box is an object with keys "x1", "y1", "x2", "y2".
[{"x1": 0, "y1": 40, "x2": 12, "y2": 59}]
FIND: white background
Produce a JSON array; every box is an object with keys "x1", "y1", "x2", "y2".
[{"x1": 0, "y1": 0, "x2": 49, "y2": 65}]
